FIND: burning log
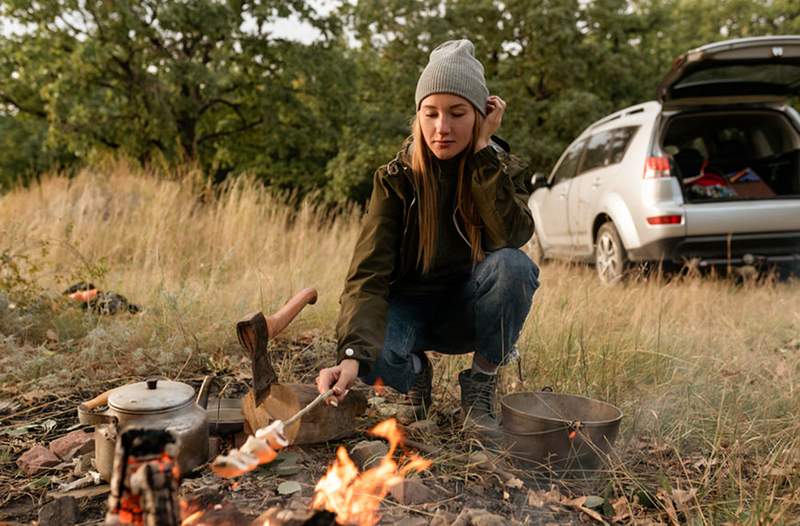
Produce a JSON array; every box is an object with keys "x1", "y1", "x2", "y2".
[{"x1": 106, "y1": 428, "x2": 181, "y2": 526}]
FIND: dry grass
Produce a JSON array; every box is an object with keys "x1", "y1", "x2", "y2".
[{"x1": 0, "y1": 162, "x2": 799, "y2": 523}]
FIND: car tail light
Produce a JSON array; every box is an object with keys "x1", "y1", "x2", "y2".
[
  {"x1": 643, "y1": 156, "x2": 671, "y2": 179},
  {"x1": 646, "y1": 215, "x2": 682, "y2": 225}
]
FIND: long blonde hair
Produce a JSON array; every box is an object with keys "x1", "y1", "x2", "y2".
[{"x1": 410, "y1": 109, "x2": 485, "y2": 273}]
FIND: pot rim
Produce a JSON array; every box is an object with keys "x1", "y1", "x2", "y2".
[{"x1": 500, "y1": 391, "x2": 623, "y2": 427}]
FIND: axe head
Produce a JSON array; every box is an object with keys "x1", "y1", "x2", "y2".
[{"x1": 236, "y1": 312, "x2": 277, "y2": 406}]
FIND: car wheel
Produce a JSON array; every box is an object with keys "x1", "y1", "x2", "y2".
[
  {"x1": 595, "y1": 222, "x2": 628, "y2": 284},
  {"x1": 527, "y1": 231, "x2": 545, "y2": 265}
]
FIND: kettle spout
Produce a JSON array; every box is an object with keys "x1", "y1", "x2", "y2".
[{"x1": 196, "y1": 375, "x2": 214, "y2": 409}]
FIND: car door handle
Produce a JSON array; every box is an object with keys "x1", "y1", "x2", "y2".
[{"x1": 558, "y1": 193, "x2": 567, "y2": 199}]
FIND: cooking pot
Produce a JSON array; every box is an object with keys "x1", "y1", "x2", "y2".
[
  {"x1": 78, "y1": 376, "x2": 212, "y2": 481},
  {"x1": 500, "y1": 390, "x2": 622, "y2": 470}
]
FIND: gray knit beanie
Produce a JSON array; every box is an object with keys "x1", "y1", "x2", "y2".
[{"x1": 415, "y1": 39, "x2": 489, "y2": 116}]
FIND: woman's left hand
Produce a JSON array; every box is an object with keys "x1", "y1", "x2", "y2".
[{"x1": 474, "y1": 95, "x2": 506, "y2": 153}]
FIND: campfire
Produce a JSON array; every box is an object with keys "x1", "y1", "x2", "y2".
[
  {"x1": 181, "y1": 418, "x2": 430, "y2": 526},
  {"x1": 310, "y1": 419, "x2": 430, "y2": 525}
]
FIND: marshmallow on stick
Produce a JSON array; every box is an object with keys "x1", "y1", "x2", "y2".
[{"x1": 211, "y1": 389, "x2": 334, "y2": 478}]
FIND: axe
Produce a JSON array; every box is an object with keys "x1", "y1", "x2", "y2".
[
  {"x1": 236, "y1": 288, "x2": 318, "y2": 406},
  {"x1": 236, "y1": 288, "x2": 366, "y2": 445}
]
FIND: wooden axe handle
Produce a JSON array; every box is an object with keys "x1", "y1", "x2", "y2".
[
  {"x1": 266, "y1": 288, "x2": 318, "y2": 338},
  {"x1": 80, "y1": 389, "x2": 113, "y2": 411}
]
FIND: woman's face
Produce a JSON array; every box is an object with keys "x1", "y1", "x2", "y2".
[{"x1": 418, "y1": 93, "x2": 476, "y2": 160}]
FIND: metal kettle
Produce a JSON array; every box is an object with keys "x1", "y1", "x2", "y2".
[{"x1": 78, "y1": 376, "x2": 212, "y2": 481}]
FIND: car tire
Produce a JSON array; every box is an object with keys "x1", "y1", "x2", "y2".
[
  {"x1": 527, "y1": 231, "x2": 545, "y2": 265},
  {"x1": 595, "y1": 222, "x2": 628, "y2": 284}
]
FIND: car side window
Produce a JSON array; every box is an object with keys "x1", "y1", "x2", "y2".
[
  {"x1": 578, "y1": 126, "x2": 640, "y2": 174},
  {"x1": 579, "y1": 131, "x2": 612, "y2": 174},
  {"x1": 551, "y1": 140, "x2": 585, "y2": 185}
]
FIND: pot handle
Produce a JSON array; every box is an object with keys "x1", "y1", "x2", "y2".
[
  {"x1": 196, "y1": 375, "x2": 214, "y2": 410},
  {"x1": 77, "y1": 389, "x2": 117, "y2": 426}
]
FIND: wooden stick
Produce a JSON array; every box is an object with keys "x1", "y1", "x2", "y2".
[{"x1": 284, "y1": 389, "x2": 334, "y2": 427}]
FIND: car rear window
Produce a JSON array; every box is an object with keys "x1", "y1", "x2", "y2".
[
  {"x1": 675, "y1": 64, "x2": 800, "y2": 90},
  {"x1": 578, "y1": 126, "x2": 639, "y2": 174}
]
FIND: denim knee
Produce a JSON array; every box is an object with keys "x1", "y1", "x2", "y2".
[
  {"x1": 477, "y1": 248, "x2": 540, "y2": 296},
  {"x1": 470, "y1": 248, "x2": 540, "y2": 366}
]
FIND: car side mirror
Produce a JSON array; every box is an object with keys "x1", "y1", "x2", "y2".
[{"x1": 530, "y1": 172, "x2": 549, "y2": 191}]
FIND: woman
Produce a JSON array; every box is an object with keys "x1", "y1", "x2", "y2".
[{"x1": 316, "y1": 39, "x2": 540, "y2": 436}]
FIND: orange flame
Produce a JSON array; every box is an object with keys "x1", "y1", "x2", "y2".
[
  {"x1": 311, "y1": 418, "x2": 431, "y2": 526},
  {"x1": 372, "y1": 378, "x2": 385, "y2": 396}
]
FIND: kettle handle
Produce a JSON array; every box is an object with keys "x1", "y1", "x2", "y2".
[
  {"x1": 196, "y1": 375, "x2": 214, "y2": 410},
  {"x1": 77, "y1": 389, "x2": 117, "y2": 426}
]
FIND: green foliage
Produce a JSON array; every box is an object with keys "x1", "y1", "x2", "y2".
[{"x1": 0, "y1": 0, "x2": 797, "y2": 201}]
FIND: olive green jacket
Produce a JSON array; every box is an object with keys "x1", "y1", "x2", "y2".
[{"x1": 335, "y1": 138, "x2": 535, "y2": 373}]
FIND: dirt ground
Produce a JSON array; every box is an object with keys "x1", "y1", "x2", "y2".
[{"x1": 0, "y1": 340, "x2": 630, "y2": 525}]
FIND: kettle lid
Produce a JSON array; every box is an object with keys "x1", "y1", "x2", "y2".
[{"x1": 108, "y1": 378, "x2": 194, "y2": 414}]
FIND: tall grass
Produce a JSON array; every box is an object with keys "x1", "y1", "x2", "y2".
[{"x1": 0, "y1": 162, "x2": 798, "y2": 522}]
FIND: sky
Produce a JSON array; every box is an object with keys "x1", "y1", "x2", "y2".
[{"x1": 1, "y1": 1, "x2": 342, "y2": 42}]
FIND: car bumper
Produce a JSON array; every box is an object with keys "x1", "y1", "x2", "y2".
[{"x1": 628, "y1": 231, "x2": 800, "y2": 266}]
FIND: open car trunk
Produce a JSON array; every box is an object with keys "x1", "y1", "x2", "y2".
[
  {"x1": 661, "y1": 109, "x2": 800, "y2": 240},
  {"x1": 663, "y1": 109, "x2": 800, "y2": 203}
]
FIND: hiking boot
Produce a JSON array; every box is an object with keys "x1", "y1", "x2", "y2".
[
  {"x1": 458, "y1": 368, "x2": 503, "y2": 444},
  {"x1": 406, "y1": 353, "x2": 433, "y2": 418}
]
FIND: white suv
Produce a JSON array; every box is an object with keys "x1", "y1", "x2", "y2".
[{"x1": 528, "y1": 36, "x2": 800, "y2": 282}]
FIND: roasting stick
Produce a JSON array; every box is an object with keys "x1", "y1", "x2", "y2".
[
  {"x1": 284, "y1": 388, "x2": 336, "y2": 426},
  {"x1": 211, "y1": 389, "x2": 335, "y2": 478}
]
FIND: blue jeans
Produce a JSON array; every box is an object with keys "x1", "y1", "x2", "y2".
[{"x1": 361, "y1": 248, "x2": 540, "y2": 393}]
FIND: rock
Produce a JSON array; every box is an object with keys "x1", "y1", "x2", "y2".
[
  {"x1": 38, "y1": 496, "x2": 79, "y2": 526},
  {"x1": 17, "y1": 444, "x2": 61, "y2": 476},
  {"x1": 349, "y1": 440, "x2": 389, "y2": 471},
  {"x1": 395, "y1": 517, "x2": 428, "y2": 526},
  {"x1": 50, "y1": 431, "x2": 94, "y2": 460},
  {"x1": 451, "y1": 508, "x2": 511, "y2": 526},
  {"x1": 430, "y1": 509, "x2": 456, "y2": 526},
  {"x1": 406, "y1": 419, "x2": 438, "y2": 435},
  {"x1": 389, "y1": 478, "x2": 436, "y2": 505}
]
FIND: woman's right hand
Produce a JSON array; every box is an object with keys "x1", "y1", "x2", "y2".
[{"x1": 316, "y1": 359, "x2": 359, "y2": 405}]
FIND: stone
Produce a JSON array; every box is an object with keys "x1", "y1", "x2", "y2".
[
  {"x1": 38, "y1": 496, "x2": 79, "y2": 526},
  {"x1": 451, "y1": 508, "x2": 511, "y2": 526},
  {"x1": 349, "y1": 440, "x2": 389, "y2": 471},
  {"x1": 389, "y1": 478, "x2": 436, "y2": 505},
  {"x1": 406, "y1": 419, "x2": 438, "y2": 435},
  {"x1": 17, "y1": 444, "x2": 61, "y2": 476},
  {"x1": 395, "y1": 517, "x2": 428, "y2": 526},
  {"x1": 430, "y1": 509, "x2": 456, "y2": 526},
  {"x1": 50, "y1": 431, "x2": 94, "y2": 460}
]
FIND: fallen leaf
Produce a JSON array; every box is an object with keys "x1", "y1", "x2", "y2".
[
  {"x1": 610, "y1": 496, "x2": 631, "y2": 522},
  {"x1": 527, "y1": 489, "x2": 545, "y2": 508},
  {"x1": 671, "y1": 487, "x2": 696, "y2": 516},
  {"x1": 41, "y1": 419, "x2": 57, "y2": 433},
  {"x1": 657, "y1": 489, "x2": 680, "y2": 526},
  {"x1": 277, "y1": 481, "x2": 302, "y2": 495},
  {"x1": 505, "y1": 477, "x2": 524, "y2": 489}
]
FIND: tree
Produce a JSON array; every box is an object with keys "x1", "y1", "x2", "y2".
[{"x1": 0, "y1": 0, "x2": 353, "y2": 192}]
